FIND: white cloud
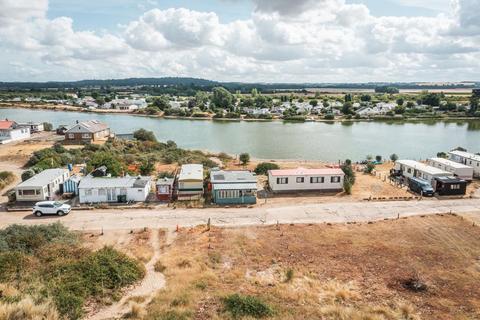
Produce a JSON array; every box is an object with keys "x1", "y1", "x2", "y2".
[{"x1": 0, "y1": 0, "x2": 478, "y2": 82}]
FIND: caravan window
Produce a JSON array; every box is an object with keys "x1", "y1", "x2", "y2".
[
  {"x1": 451, "y1": 184, "x2": 460, "y2": 190},
  {"x1": 407, "y1": 168, "x2": 411, "y2": 174},
  {"x1": 331, "y1": 176, "x2": 341, "y2": 183},
  {"x1": 277, "y1": 178, "x2": 288, "y2": 184},
  {"x1": 296, "y1": 177, "x2": 304, "y2": 183},
  {"x1": 310, "y1": 177, "x2": 324, "y2": 183}
]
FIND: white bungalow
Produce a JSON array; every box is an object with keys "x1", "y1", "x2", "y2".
[
  {"x1": 78, "y1": 175, "x2": 152, "y2": 203},
  {"x1": 15, "y1": 169, "x2": 69, "y2": 202},
  {"x1": 268, "y1": 168, "x2": 344, "y2": 193},
  {"x1": 0, "y1": 120, "x2": 31, "y2": 144},
  {"x1": 427, "y1": 157, "x2": 474, "y2": 181}
]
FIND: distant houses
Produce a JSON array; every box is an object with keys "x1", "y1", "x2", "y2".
[
  {"x1": 15, "y1": 169, "x2": 69, "y2": 202},
  {"x1": 18, "y1": 122, "x2": 44, "y2": 133},
  {"x1": 268, "y1": 168, "x2": 345, "y2": 193},
  {"x1": 210, "y1": 170, "x2": 257, "y2": 205},
  {"x1": 64, "y1": 120, "x2": 110, "y2": 144},
  {"x1": 0, "y1": 119, "x2": 31, "y2": 144}
]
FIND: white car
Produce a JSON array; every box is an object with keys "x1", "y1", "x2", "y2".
[{"x1": 32, "y1": 201, "x2": 71, "y2": 217}]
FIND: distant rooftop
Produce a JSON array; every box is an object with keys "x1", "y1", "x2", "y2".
[
  {"x1": 79, "y1": 175, "x2": 151, "y2": 189},
  {"x1": 210, "y1": 170, "x2": 256, "y2": 184},
  {"x1": 428, "y1": 157, "x2": 473, "y2": 169},
  {"x1": 178, "y1": 164, "x2": 203, "y2": 181}
]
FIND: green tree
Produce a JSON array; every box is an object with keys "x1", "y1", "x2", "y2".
[
  {"x1": 437, "y1": 152, "x2": 448, "y2": 158},
  {"x1": 42, "y1": 122, "x2": 53, "y2": 131},
  {"x1": 194, "y1": 91, "x2": 210, "y2": 110},
  {"x1": 396, "y1": 98, "x2": 404, "y2": 106},
  {"x1": 239, "y1": 153, "x2": 250, "y2": 165},
  {"x1": 421, "y1": 93, "x2": 441, "y2": 106},
  {"x1": 254, "y1": 162, "x2": 279, "y2": 175},
  {"x1": 469, "y1": 94, "x2": 479, "y2": 115},
  {"x1": 151, "y1": 96, "x2": 170, "y2": 110},
  {"x1": 344, "y1": 94, "x2": 352, "y2": 102},
  {"x1": 133, "y1": 129, "x2": 157, "y2": 142},
  {"x1": 309, "y1": 99, "x2": 318, "y2": 107},
  {"x1": 211, "y1": 87, "x2": 234, "y2": 110},
  {"x1": 360, "y1": 94, "x2": 371, "y2": 102},
  {"x1": 21, "y1": 170, "x2": 35, "y2": 182},
  {"x1": 139, "y1": 160, "x2": 155, "y2": 175},
  {"x1": 375, "y1": 155, "x2": 382, "y2": 162},
  {"x1": 342, "y1": 102, "x2": 354, "y2": 115},
  {"x1": 390, "y1": 153, "x2": 399, "y2": 162},
  {"x1": 88, "y1": 152, "x2": 123, "y2": 177},
  {"x1": 364, "y1": 162, "x2": 376, "y2": 174}
]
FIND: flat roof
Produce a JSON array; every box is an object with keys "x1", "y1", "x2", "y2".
[
  {"x1": 79, "y1": 175, "x2": 151, "y2": 189},
  {"x1": 210, "y1": 170, "x2": 256, "y2": 184},
  {"x1": 269, "y1": 168, "x2": 344, "y2": 177},
  {"x1": 213, "y1": 183, "x2": 257, "y2": 191},
  {"x1": 428, "y1": 157, "x2": 473, "y2": 169},
  {"x1": 448, "y1": 150, "x2": 480, "y2": 162},
  {"x1": 397, "y1": 160, "x2": 450, "y2": 175},
  {"x1": 178, "y1": 164, "x2": 203, "y2": 181},
  {"x1": 16, "y1": 169, "x2": 68, "y2": 188}
]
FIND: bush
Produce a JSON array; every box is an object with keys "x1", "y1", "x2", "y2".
[
  {"x1": 222, "y1": 294, "x2": 274, "y2": 319},
  {"x1": 134, "y1": 129, "x2": 157, "y2": 142},
  {"x1": 239, "y1": 153, "x2": 250, "y2": 165},
  {"x1": 364, "y1": 163, "x2": 376, "y2": 174},
  {"x1": 0, "y1": 171, "x2": 15, "y2": 189},
  {"x1": 254, "y1": 163, "x2": 280, "y2": 175},
  {"x1": 285, "y1": 269, "x2": 294, "y2": 283},
  {"x1": 324, "y1": 114, "x2": 335, "y2": 120},
  {"x1": 343, "y1": 178, "x2": 353, "y2": 195},
  {"x1": 21, "y1": 169, "x2": 35, "y2": 182},
  {"x1": 42, "y1": 122, "x2": 53, "y2": 131},
  {"x1": 390, "y1": 153, "x2": 399, "y2": 162}
]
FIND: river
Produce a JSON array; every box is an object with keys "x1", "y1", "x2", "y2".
[{"x1": 1, "y1": 108, "x2": 480, "y2": 161}]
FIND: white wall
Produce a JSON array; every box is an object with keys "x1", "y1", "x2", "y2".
[
  {"x1": 427, "y1": 159, "x2": 473, "y2": 180},
  {"x1": 448, "y1": 154, "x2": 480, "y2": 178},
  {"x1": 268, "y1": 173, "x2": 344, "y2": 192},
  {"x1": 79, "y1": 185, "x2": 150, "y2": 203},
  {"x1": 0, "y1": 128, "x2": 30, "y2": 144}
]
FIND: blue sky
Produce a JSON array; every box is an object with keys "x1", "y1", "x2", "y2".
[{"x1": 0, "y1": 0, "x2": 478, "y2": 82}]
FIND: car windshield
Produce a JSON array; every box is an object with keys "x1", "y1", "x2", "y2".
[{"x1": 53, "y1": 201, "x2": 62, "y2": 207}]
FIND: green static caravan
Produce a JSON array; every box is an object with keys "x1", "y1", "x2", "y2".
[{"x1": 210, "y1": 170, "x2": 257, "y2": 205}]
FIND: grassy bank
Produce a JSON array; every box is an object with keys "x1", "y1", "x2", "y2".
[
  {"x1": 144, "y1": 214, "x2": 480, "y2": 319},
  {"x1": 0, "y1": 223, "x2": 145, "y2": 319}
]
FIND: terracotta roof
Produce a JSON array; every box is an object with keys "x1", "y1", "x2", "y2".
[
  {"x1": 0, "y1": 120, "x2": 15, "y2": 130},
  {"x1": 269, "y1": 168, "x2": 345, "y2": 177}
]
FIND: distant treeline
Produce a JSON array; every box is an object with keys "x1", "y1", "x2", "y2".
[{"x1": 0, "y1": 77, "x2": 478, "y2": 94}]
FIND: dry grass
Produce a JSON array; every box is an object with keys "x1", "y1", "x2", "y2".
[
  {"x1": 124, "y1": 302, "x2": 146, "y2": 319},
  {"x1": 145, "y1": 214, "x2": 480, "y2": 319},
  {"x1": 0, "y1": 297, "x2": 59, "y2": 320}
]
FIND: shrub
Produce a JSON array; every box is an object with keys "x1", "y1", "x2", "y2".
[
  {"x1": 134, "y1": 129, "x2": 157, "y2": 142},
  {"x1": 42, "y1": 122, "x2": 53, "y2": 131},
  {"x1": 343, "y1": 178, "x2": 353, "y2": 195},
  {"x1": 0, "y1": 171, "x2": 15, "y2": 189},
  {"x1": 222, "y1": 294, "x2": 274, "y2": 319},
  {"x1": 364, "y1": 163, "x2": 376, "y2": 174},
  {"x1": 0, "y1": 297, "x2": 60, "y2": 320},
  {"x1": 254, "y1": 162, "x2": 280, "y2": 175},
  {"x1": 285, "y1": 269, "x2": 294, "y2": 283},
  {"x1": 239, "y1": 153, "x2": 250, "y2": 165},
  {"x1": 154, "y1": 260, "x2": 166, "y2": 273},
  {"x1": 390, "y1": 153, "x2": 399, "y2": 162},
  {"x1": 21, "y1": 170, "x2": 35, "y2": 182}
]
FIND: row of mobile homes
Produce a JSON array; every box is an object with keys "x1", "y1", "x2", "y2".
[
  {"x1": 268, "y1": 168, "x2": 345, "y2": 193},
  {"x1": 448, "y1": 150, "x2": 480, "y2": 178},
  {"x1": 15, "y1": 169, "x2": 69, "y2": 202},
  {"x1": 177, "y1": 164, "x2": 204, "y2": 201},
  {"x1": 210, "y1": 170, "x2": 257, "y2": 205},
  {"x1": 393, "y1": 160, "x2": 450, "y2": 185},
  {"x1": 78, "y1": 175, "x2": 152, "y2": 204},
  {"x1": 65, "y1": 120, "x2": 110, "y2": 144},
  {"x1": 0, "y1": 120, "x2": 30, "y2": 144},
  {"x1": 427, "y1": 157, "x2": 474, "y2": 181}
]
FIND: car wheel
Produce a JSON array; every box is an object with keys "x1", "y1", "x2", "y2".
[
  {"x1": 57, "y1": 210, "x2": 64, "y2": 216},
  {"x1": 34, "y1": 211, "x2": 43, "y2": 217}
]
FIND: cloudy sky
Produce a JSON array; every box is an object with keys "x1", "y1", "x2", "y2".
[{"x1": 0, "y1": 0, "x2": 478, "y2": 83}]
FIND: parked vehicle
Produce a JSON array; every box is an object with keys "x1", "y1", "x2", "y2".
[
  {"x1": 32, "y1": 201, "x2": 71, "y2": 217},
  {"x1": 408, "y1": 177, "x2": 434, "y2": 197}
]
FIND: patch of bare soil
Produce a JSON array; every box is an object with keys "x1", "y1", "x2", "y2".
[{"x1": 145, "y1": 214, "x2": 480, "y2": 320}]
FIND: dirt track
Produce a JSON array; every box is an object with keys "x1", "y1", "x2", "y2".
[{"x1": 1, "y1": 198, "x2": 479, "y2": 232}]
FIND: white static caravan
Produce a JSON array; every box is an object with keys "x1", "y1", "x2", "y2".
[
  {"x1": 394, "y1": 160, "x2": 450, "y2": 185},
  {"x1": 268, "y1": 168, "x2": 344, "y2": 193},
  {"x1": 177, "y1": 164, "x2": 204, "y2": 200},
  {"x1": 15, "y1": 169, "x2": 69, "y2": 202},
  {"x1": 448, "y1": 150, "x2": 480, "y2": 178},
  {"x1": 78, "y1": 175, "x2": 152, "y2": 204},
  {"x1": 427, "y1": 157, "x2": 474, "y2": 181}
]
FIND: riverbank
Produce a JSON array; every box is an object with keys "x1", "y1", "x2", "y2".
[{"x1": 2, "y1": 102, "x2": 479, "y2": 124}]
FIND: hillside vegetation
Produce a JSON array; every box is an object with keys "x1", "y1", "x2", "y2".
[{"x1": 0, "y1": 223, "x2": 145, "y2": 319}]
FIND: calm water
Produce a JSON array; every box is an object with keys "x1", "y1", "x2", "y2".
[{"x1": 2, "y1": 108, "x2": 480, "y2": 161}]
